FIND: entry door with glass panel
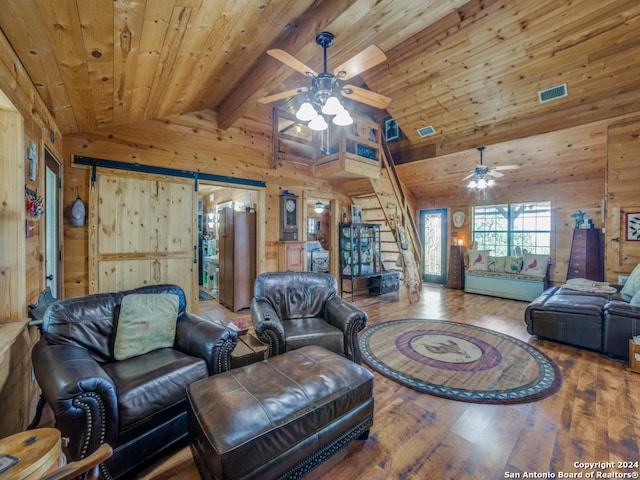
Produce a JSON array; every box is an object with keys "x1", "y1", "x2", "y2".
[{"x1": 420, "y1": 209, "x2": 447, "y2": 284}]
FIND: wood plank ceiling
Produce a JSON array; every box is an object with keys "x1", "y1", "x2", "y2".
[{"x1": 1, "y1": 0, "x2": 639, "y2": 172}]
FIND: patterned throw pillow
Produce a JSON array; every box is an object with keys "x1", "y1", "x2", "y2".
[
  {"x1": 487, "y1": 256, "x2": 506, "y2": 273},
  {"x1": 114, "y1": 293, "x2": 179, "y2": 360},
  {"x1": 504, "y1": 256, "x2": 524, "y2": 274},
  {"x1": 467, "y1": 249, "x2": 490, "y2": 271},
  {"x1": 621, "y1": 263, "x2": 640, "y2": 302},
  {"x1": 521, "y1": 253, "x2": 549, "y2": 277}
]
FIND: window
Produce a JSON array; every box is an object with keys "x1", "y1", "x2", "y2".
[{"x1": 472, "y1": 202, "x2": 551, "y2": 256}]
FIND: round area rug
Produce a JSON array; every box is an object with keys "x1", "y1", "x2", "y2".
[{"x1": 359, "y1": 319, "x2": 562, "y2": 404}]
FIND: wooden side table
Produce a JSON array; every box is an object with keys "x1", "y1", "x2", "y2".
[
  {"x1": 0, "y1": 428, "x2": 63, "y2": 479},
  {"x1": 230, "y1": 333, "x2": 269, "y2": 368}
]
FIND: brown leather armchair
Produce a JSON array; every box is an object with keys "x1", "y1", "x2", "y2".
[
  {"x1": 31, "y1": 284, "x2": 237, "y2": 479},
  {"x1": 250, "y1": 272, "x2": 368, "y2": 363}
]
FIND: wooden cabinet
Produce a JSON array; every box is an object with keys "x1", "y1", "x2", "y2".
[
  {"x1": 447, "y1": 245, "x2": 465, "y2": 289},
  {"x1": 566, "y1": 228, "x2": 603, "y2": 282},
  {"x1": 218, "y1": 208, "x2": 256, "y2": 311},
  {"x1": 278, "y1": 241, "x2": 306, "y2": 271}
]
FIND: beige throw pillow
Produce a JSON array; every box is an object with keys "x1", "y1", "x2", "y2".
[
  {"x1": 467, "y1": 249, "x2": 490, "y2": 271},
  {"x1": 114, "y1": 293, "x2": 179, "y2": 360},
  {"x1": 521, "y1": 253, "x2": 549, "y2": 277},
  {"x1": 621, "y1": 263, "x2": 640, "y2": 302}
]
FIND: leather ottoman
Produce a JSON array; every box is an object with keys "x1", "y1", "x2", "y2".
[
  {"x1": 524, "y1": 286, "x2": 608, "y2": 352},
  {"x1": 186, "y1": 345, "x2": 374, "y2": 480}
]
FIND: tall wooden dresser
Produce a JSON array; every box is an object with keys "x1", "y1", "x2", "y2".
[
  {"x1": 447, "y1": 245, "x2": 465, "y2": 289},
  {"x1": 218, "y1": 208, "x2": 256, "y2": 311},
  {"x1": 566, "y1": 228, "x2": 603, "y2": 282}
]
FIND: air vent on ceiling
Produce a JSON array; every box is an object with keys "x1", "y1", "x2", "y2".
[
  {"x1": 417, "y1": 125, "x2": 436, "y2": 138},
  {"x1": 538, "y1": 83, "x2": 568, "y2": 103}
]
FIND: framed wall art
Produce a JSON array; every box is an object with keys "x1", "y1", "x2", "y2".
[
  {"x1": 384, "y1": 117, "x2": 400, "y2": 142},
  {"x1": 351, "y1": 205, "x2": 363, "y2": 224},
  {"x1": 626, "y1": 212, "x2": 640, "y2": 241}
]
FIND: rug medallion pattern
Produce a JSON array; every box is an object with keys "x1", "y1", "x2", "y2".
[{"x1": 360, "y1": 319, "x2": 562, "y2": 404}]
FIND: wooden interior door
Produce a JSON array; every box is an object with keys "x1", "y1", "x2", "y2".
[
  {"x1": 89, "y1": 171, "x2": 198, "y2": 310},
  {"x1": 605, "y1": 118, "x2": 640, "y2": 283}
]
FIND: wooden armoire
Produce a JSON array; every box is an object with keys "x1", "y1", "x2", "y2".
[{"x1": 218, "y1": 208, "x2": 256, "y2": 311}]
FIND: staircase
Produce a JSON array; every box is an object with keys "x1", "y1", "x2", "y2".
[{"x1": 344, "y1": 139, "x2": 422, "y2": 302}]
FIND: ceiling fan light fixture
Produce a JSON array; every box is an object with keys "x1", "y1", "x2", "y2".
[
  {"x1": 332, "y1": 108, "x2": 353, "y2": 126},
  {"x1": 467, "y1": 179, "x2": 477, "y2": 189},
  {"x1": 308, "y1": 115, "x2": 328, "y2": 131},
  {"x1": 321, "y1": 95, "x2": 342, "y2": 115},
  {"x1": 487, "y1": 178, "x2": 496, "y2": 187},
  {"x1": 296, "y1": 101, "x2": 317, "y2": 122},
  {"x1": 314, "y1": 201, "x2": 325, "y2": 214},
  {"x1": 476, "y1": 178, "x2": 488, "y2": 189}
]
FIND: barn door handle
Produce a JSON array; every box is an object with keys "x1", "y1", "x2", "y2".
[
  {"x1": 612, "y1": 237, "x2": 619, "y2": 242},
  {"x1": 46, "y1": 274, "x2": 54, "y2": 281}
]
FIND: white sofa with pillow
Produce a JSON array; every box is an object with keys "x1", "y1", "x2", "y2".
[{"x1": 464, "y1": 250, "x2": 550, "y2": 302}]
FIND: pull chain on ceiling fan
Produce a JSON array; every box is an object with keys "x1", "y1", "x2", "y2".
[{"x1": 258, "y1": 32, "x2": 391, "y2": 131}]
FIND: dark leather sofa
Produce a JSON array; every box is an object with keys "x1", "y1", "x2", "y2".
[
  {"x1": 250, "y1": 272, "x2": 368, "y2": 364},
  {"x1": 525, "y1": 286, "x2": 640, "y2": 359},
  {"x1": 31, "y1": 284, "x2": 237, "y2": 479}
]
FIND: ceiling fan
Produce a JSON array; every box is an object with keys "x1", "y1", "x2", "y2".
[
  {"x1": 463, "y1": 147, "x2": 520, "y2": 189},
  {"x1": 258, "y1": 32, "x2": 391, "y2": 124}
]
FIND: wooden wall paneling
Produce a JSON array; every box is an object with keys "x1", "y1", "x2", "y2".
[
  {"x1": 0, "y1": 106, "x2": 26, "y2": 324},
  {"x1": 62, "y1": 110, "x2": 344, "y2": 295},
  {"x1": 605, "y1": 117, "x2": 640, "y2": 281}
]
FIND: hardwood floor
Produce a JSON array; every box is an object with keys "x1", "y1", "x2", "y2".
[{"x1": 132, "y1": 285, "x2": 640, "y2": 479}]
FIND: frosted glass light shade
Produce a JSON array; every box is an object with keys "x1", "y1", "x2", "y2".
[
  {"x1": 332, "y1": 108, "x2": 353, "y2": 126},
  {"x1": 296, "y1": 101, "x2": 317, "y2": 122},
  {"x1": 467, "y1": 180, "x2": 477, "y2": 188},
  {"x1": 321, "y1": 96, "x2": 342, "y2": 115},
  {"x1": 476, "y1": 178, "x2": 488, "y2": 189},
  {"x1": 308, "y1": 115, "x2": 328, "y2": 131}
]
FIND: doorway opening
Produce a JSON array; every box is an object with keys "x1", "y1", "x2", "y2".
[
  {"x1": 45, "y1": 148, "x2": 62, "y2": 298},
  {"x1": 197, "y1": 183, "x2": 260, "y2": 309},
  {"x1": 303, "y1": 197, "x2": 332, "y2": 274},
  {"x1": 419, "y1": 208, "x2": 448, "y2": 284}
]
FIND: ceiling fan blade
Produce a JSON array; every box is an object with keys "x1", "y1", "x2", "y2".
[
  {"x1": 462, "y1": 172, "x2": 475, "y2": 181},
  {"x1": 333, "y1": 45, "x2": 387, "y2": 81},
  {"x1": 493, "y1": 164, "x2": 520, "y2": 171},
  {"x1": 267, "y1": 49, "x2": 317, "y2": 77},
  {"x1": 342, "y1": 85, "x2": 391, "y2": 109},
  {"x1": 257, "y1": 87, "x2": 308, "y2": 104},
  {"x1": 488, "y1": 170, "x2": 504, "y2": 178}
]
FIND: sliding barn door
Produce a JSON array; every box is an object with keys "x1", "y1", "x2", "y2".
[
  {"x1": 89, "y1": 171, "x2": 198, "y2": 311},
  {"x1": 605, "y1": 118, "x2": 640, "y2": 282}
]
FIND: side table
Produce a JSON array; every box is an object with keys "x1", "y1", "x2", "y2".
[
  {"x1": 0, "y1": 428, "x2": 63, "y2": 479},
  {"x1": 230, "y1": 333, "x2": 269, "y2": 368}
]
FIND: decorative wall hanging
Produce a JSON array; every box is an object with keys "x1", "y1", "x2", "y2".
[
  {"x1": 453, "y1": 211, "x2": 465, "y2": 228},
  {"x1": 384, "y1": 118, "x2": 400, "y2": 141},
  {"x1": 25, "y1": 187, "x2": 44, "y2": 219},
  {"x1": 27, "y1": 139, "x2": 38, "y2": 181},
  {"x1": 626, "y1": 212, "x2": 640, "y2": 241},
  {"x1": 70, "y1": 186, "x2": 86, "y2": 227}
]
